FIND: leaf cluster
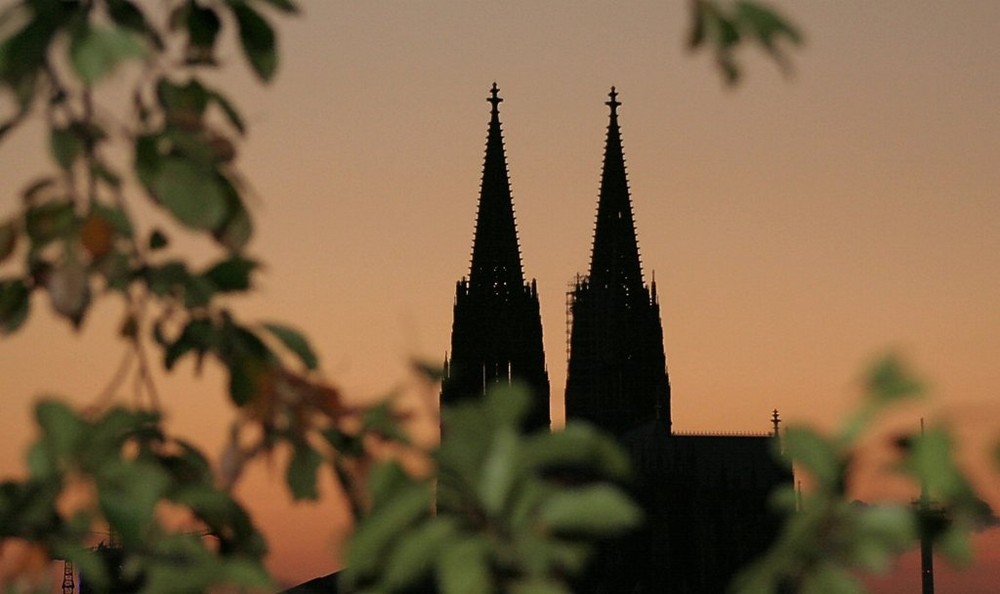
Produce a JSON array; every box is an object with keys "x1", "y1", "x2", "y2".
[
  {"x1": 0, "y1": 401, "x2": 270, "y2": 593},
  {"x1": 343, "y1": 384, "x2": 643, "y2": 594},
  {"x1": 688, "y1": 0, "x2": 803, "y2": 85},
  {"x1": 0, "y1": 0, "x2": 323, "y2": 589},
  {"x1": 733, "y1": 355, "x2": 993, "y2": 593}
]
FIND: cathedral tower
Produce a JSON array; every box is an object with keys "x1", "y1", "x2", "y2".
[
  {"x1": 442, "y1": 84, "x2": 550, "y2": 430},
  {"x1": 565, "y1": 87, "x2": 670, "y2": 436}
]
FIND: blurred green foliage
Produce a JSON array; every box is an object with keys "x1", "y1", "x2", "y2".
[
  {"x1": 688, "y1": 0, "x2": 803, "y2": 84},
  {"x1": 343, "y1": 384, "x2": 642, "y2": 594},
  {"x1": 734, "y1": 355, "x2": 994, "y2": 593},
  {"x1": 9, "y1": 3, "x2": 989, "y2": 594}
]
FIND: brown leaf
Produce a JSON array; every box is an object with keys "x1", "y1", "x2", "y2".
[{"x1": 81, "y1": 211, "x2": 114, "y2": 259}]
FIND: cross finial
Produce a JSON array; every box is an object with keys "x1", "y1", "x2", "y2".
[
  {"x1": 606, "y1": 86, "x2": 620, "y2": 116},
  {"x1": 488, "y1": 82, "x2": 503, "y2": 114},
  {"x1": 771, "y1": 409, "x2": 781, "y2": 437}
]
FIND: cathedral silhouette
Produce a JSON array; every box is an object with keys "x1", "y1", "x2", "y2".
[{"x1": 441, "y1": 84, "x2": 791, "y2": 593}]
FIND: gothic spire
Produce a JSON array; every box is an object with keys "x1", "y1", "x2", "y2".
[
  {"x1": 468, "y1": 82, "x2": 524, "y2": 297},
  {"x1": 588, "y1": 86, "x2": 645, "y2": 305},
  {"x1": 444, "y1": 84, "x2": 550, "y2": 431},
  {"x1": 565, "y1": 86, "x2": 669, "y2": 438}
]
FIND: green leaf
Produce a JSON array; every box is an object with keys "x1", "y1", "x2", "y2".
[
  {"x1": 736, "y1": 1, "x2": 803, "y2": 46},
  {"x1": 800, "y1": 563, "x2": 863, "y2": 594},
  {"x1": 26, "y1": 441, "x2": 56, "y2": 478},
  {"x1": 167, "y1": 124, "x2": 218, "y2": 162},
  {"x1": 717, "y1": 14, "x2": 741, "y2": 47},
  {"x1": 148, "y1": 157, "x2": 228, "y2": 230},
  {"x1": 0, "y1": 220, "x2": 16, "y2": 263},
  {"x1": 209, "y1": 89, "x2": 246, "y2": 135},
  {"x1": 214, "y1": 198, "x2": 253, "y2": 251},
  {"x1": 937, "y1": 522, "x2": 973, "y2": 565},
  {"x1": 92, "y1": 202, "x2": 133, "y2": 238},
  {"x1": 35, "y1": 399, "x2": 84, "y2": 461},
  {"x1": 69, "y1": 23, "x2": 146, "y2": 86},
  {"x1": 865, "y1": 355, "x2": 924, "y2": 404},
  {"x1": 908, "y1": 427, "x2": 967, "y2": 500},
  {"x1": 437, "y1": 537, "x2": 493, "y2": 594},
  {"x1": 485, "y1": 382, "x2": 533, "y2": 428},
  {"x1": 165, "y1": 318, "x2": 215, "y2": 370},
  {"x1": 286, "y1": 441, "x2": 322, "y2": 500},
  {"x1": 321, "y1": 427, "x2": 364, "y2": 457},
  {"x1": 359, "y1": 401, "x2": 409, "y2": 444},
  {"x1": 97, "y1": 460, "x2": 171, "y2": 545},
  {"x1": 170, "y1": 439, "x2": 214, "y2": 482},
  {"x1": 0, "y1": 17, "x2": 53, "y2": 105},
  {"x1": 0, "y1": 279, "x2": 30, "y2": 334},
  {"x1": 539, "y1": 484, "x2": 642, "y2": 536},
  {"x1": 81, "y1": 407, "x2": 159, "y2": 468},
  {"x1": 381, "y1": 517, "x2": 457, "y2": 590},
  {"x1": 232, "y1": 3, "x2": 277, "y2": 81},
  {"x1": 521, "y1": 421, "x2": 632, "y2": 481},
  {"x1": 783, "y1": 425, "x2": 840, "y2": 487},
  {"x1": 147, "y1": 261, "x2": 191, "y2": 297},
  {"x1": 852, "y1": 504, "x2": 916, "y2": 571},
  {"x1": 186, "y1": 3, "x2": 221, "y2": 53},
  {"x1": 50, "y1": 126, "x2": 83, "y2": 169},
  {"x1": 515, "y1": 533, "x2": 591, "y2": 576},
  {"x1": 157, "y1": 78, "x2": 209, "y2": 123},
  {"x1": 204, "y1": 256, "x2": 257, "y2": 292},
  {"x1": 347, "y1": 481, "x2": 431, "y2": 576},
  {"x1": 367, "y1": 460, "x2": 415, "y2": 506},
  {"x1": 687, "y1": 0, "x2": 708, "y2": 49},
  {"x1": 25, "y1": 201, "x2": 75, "y2": 246},
  {"x1": 479, "y1": 426, "x2": 519, "y2": 515},
  {"x1": 107, "y1": 0, "x2": 163, "y2": 50},
  {"x1": 53, "y1": 544, "x2": 111, "y2": 593},
  {"x1": 219, "y1": 557, "x2": 272, "y2": 589},
  {"x1": 184, "y1": 274, "x2": 217, "y2": 308},
  {"x1": 262, "y1": 322, "x2": 317, "y2": 369},
  {"x1": 227, "y1": 352, "x2": 269, "y2": 406}
]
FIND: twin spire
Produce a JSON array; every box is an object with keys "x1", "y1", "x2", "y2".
[
  {"x1": 459, "y1": 83, "x2": 668, "y2": 436},
  {"x1": 469, "y1": 83, "x2": 646, "y2": 300}
]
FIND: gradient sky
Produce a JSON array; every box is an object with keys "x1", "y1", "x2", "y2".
[{"x1": 1, "y1": 1, "x2": 998, "y2": 590}]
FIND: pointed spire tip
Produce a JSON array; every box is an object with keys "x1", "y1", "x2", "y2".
[{"x1": 606, "y1": 86, "x2": 620, "y2": 116}]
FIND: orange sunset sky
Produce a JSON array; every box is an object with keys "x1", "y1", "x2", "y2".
[{"x1": 1, "y1": 1, "x2": 999, "y2": 591}]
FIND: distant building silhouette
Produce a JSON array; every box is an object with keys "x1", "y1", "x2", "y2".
[
  {"x1": 563, "y1": 88, "x2": 790, "y2": 593},
  {"x1": 441, "y1": 83, "x2": 550, "y2": 431}
]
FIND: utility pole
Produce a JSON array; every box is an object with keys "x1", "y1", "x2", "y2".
[{"x1": 918, "y1": 419, "x2": 935, "y2": 594}]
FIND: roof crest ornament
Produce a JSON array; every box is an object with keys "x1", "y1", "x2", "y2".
[{"x1": 488, "y1": 82, "x2": 503, "y2": 115}]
